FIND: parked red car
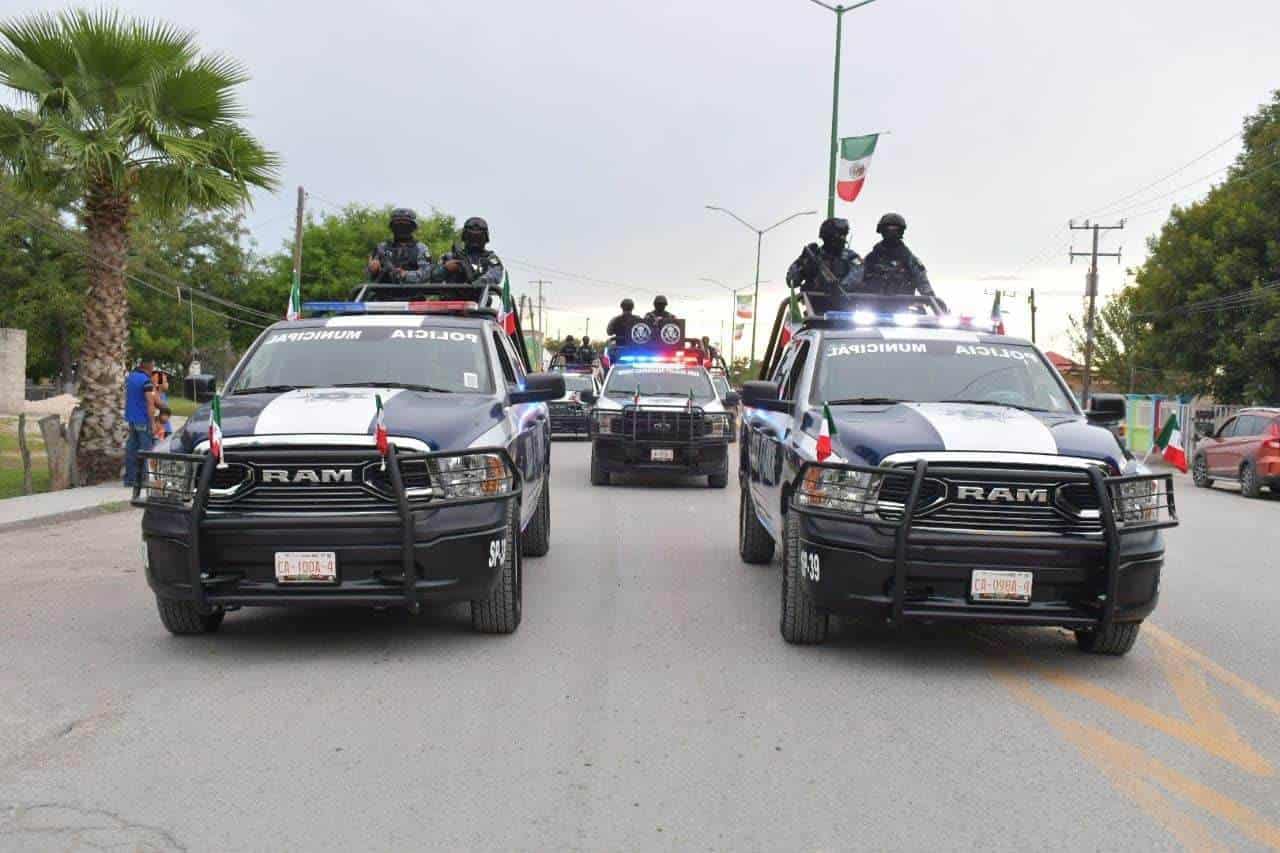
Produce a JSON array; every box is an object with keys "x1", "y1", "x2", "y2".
[{"x1": 1191, "y1": 407, "x2": 1280, "y2": 497}]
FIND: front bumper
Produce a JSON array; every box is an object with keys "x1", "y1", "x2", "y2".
[
  {"x1": 135, "y1": 446, "x2": 519, "y2": 612},
  {"x1": 591, "y1": 437, "x2": 728, "y2": 475},
  {"x1": 790, "y1": 460, "x2": 1175, "y2": 631},
  {"x1": 549, "y1": 408, "x2": 590, "y2": 436}
]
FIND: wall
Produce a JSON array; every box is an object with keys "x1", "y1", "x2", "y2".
[{"x1": 0, "y1": 328, "x2": 26, "y2": 415}]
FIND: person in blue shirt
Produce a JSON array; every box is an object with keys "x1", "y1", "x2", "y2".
[{"x1": 123, "y1": 358, "x2": 156, "y2": 487}]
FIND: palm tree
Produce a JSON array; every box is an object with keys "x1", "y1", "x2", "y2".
[{"x1": 0, "y1": 9, "x2": 279, "y2": 482}]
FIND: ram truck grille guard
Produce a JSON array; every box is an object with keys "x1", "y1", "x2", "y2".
[
  {"x1": 133, "y1": 445, "x2": 521, "y2": 614},
  {"x1": 790, "y1": 458, "x2": 1177, "y2": 634}
]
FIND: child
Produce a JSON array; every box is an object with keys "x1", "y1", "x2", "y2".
[{"x1": 154, "y1": 405, "x2": 172, "y2": 440}]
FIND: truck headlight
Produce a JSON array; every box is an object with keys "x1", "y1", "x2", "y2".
[
  {"x1": 795, "y1": 466, "x2": 882, "y2": 515},
  {"x1": 1114, "y1": 479, "x2": 1157, "y2": 524},
  {"x1": 595, "y1": 412, "x2": 620, "y2": 434},
  {"x1": 142, "y1": 456, "x2": 200, "y2": 505},
  {"x1": 704, "y1": 414, "x2": 729, "y2": 437},
  {"x1": 427, "y1": 452, "x2": 514, "y2": 498}
]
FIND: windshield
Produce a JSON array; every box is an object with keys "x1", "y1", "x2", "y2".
[
  {"x1": 229, "y1": 324, "x2": 494, "y2": 394},
  {"x1": 815, "y1": 338, "x2": 1075, "y2": 413},
  {"x1": 562, "y1": 374, "x2": 595, "y2": 393},
  {"x1": 604, "y1": 366, "x2": 715, "y2": 400},
  {"x1": 712, "y1": 375, "x2": 731, "y2": 396}
]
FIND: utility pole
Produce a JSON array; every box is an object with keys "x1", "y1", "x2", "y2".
[
  {"x1": 530, "y1": 280, "x2": 550, "y2": 345},
  {"x1": 1069, "y1": 220, "x2": 1124, "y2": 407},
  {"x1": 291, "y1": 186, "x2": 305, "y2": 300},
  {"x1": 585, "y1": 318, "x2": 590, "y2": 338},
  {"x1": 1028, "y1": 287, "x2": 1037, "y2": 345}
]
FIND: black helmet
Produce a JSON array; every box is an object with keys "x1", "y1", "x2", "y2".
[
  {"x1": 621, "y1": 298, "x2": 635, "y2": 312},
  {"x1": 818, "y1": 217, "x2": 850, "y2": 244},
  {"x1": 581, "y1": 335, "x2": 591, "y2": 345},
  {"x1": 563, "y1": 335, "x2": 577, "y2": 345},
  {"x1": 389, "y1": 207, "x2": 418, "y2": 230},
  {"x1": 654, "y1": 295, "x2": 668, "y2": 311},
  {"x1": 876, "y1": 212, "x2": 907, "y2": 236},
  {"x1": 462, "y1": 216, "x2": 490, "y2": 247}
]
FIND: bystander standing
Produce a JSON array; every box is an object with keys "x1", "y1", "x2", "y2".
[{"x1": 123, "y1": 358, "x2": 156, "y2": 487}]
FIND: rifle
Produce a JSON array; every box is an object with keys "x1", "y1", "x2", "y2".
[{"x1": 802, "y1": 243, "x2": 841, "y2": 289}]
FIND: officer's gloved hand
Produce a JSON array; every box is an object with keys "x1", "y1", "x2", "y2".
[{"x1": 444, "y1": 260, "x2": 463, "y2": 274}]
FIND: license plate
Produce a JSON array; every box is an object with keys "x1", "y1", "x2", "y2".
[
  {"x1": 650, "y1": 448, "x2": 675, "y2": 462},
  {"x1": 970, "y1": 570, "x2": 1032, "y2": 603},
  {"x1": 275, "y1": 552, "x2": 337, "y2": 584}
]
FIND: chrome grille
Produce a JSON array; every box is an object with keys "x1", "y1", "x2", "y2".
[
  {"x1": 877, "y1": 464, "x2": 1103, "y2": 534},
  {"x1": 205, "y1": 449, "x2": 403, "y2": 514}
]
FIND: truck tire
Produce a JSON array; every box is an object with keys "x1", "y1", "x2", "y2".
[
  {"x1": 1191, "y1": 454, "x2": 1213, "y2": 488},
  {"x1": 1241, "y1": 461, "x2": 1262, "y2": 498},
  {"x1": 708, "y1": 467, "x2": 729, "y2": 489},
  {"x1": 522, "y1": 477, "x2": 551, "y2": 557},
  {"x1": 155, "y1": 597, "x2": 224, "y2": 636},
  {"x1": 471, "y1": 504, "x2": 522, "y2": 634},
  {"x1": 738, "y1": 487, "x2": 774, "y2": 564},
  {"x1": 590, "y1": 447, "x2": 610, "y2": 486},
  {"x1": 780, "y1": 513, "x2": 828, "y2": 644},
  {"x1": 1075, "y1": 621, "x2": 1141, "y2": 655}
]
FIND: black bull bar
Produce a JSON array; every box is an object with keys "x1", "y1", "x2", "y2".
[
  {"x1": 789, "y1": 459, "x2": 1177, "y2": 632},
  {"x1": 132, "y1": 444, "x2": 521, "y2": 614}
]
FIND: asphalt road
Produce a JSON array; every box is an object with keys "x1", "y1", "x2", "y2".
[{"x1": 1, "y1": 443, "x2": 1278, "y2": 851}]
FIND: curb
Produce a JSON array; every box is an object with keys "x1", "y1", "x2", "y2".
[{"x1": 0, "y1": 499, "x2": 134, "y2": 534}]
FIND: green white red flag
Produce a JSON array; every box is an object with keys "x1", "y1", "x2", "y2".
[
  {"x1": 498, "y1": 272, "x2": 517, "y2": 335},
  {"x1": 817, "y1": 403, "x2": 837, "y2": 461},
  {"x1": 209, "y1": 394, "x2": 226, "y2": 468},
  {"x1": 1153, "y1": 412, "x2": 1187, "y2": 473},
  {"x1": 686, "y1": 388, "x2": 695, "y2": 413},
  {"x1": 990, "y1": 290, "x2": 1005, "y2": 335},
  {"x1": 286, "y1": 272, "x2": 301, "y2": 321},
  {"x1": 733, "y1": 322, "x2": 744, "y2": 341},
  {"x1": 837, "y1": 134, "x2": 879, "y2": 203},
  {"x1": 735, "y1": 293, "x2": 754, "y2": 320},
  {"x1": 374, "y1": 393, "x2": 389, "y2": 462},
  {"x1": 780, "y1": 288, "x2": 804, "y2": 347}
]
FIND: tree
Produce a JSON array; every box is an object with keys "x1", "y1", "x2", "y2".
[
  {"x1": 0, "y1": 10, "x2": 279, "y2": 481},
  {"x1": 1066, "y1": 289, "x2": 1159, "y2": 393},
  {"x1": 1127, "y1": 90, "x2": 1280, "y2": 403}
]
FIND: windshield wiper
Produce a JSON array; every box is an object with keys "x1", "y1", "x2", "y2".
[
  {"x1": 332, "y1": 381, "x2": 453, "y2": 393},
  {"x1": 232, "y1": 384, "x2": 310, "y2": 395},
  {"x1": 826, "y1": 397, "x2": 909, "y2": 406},
  {"x1": 942, "y1": 398, "x2": 1051, "y2": 413},
  {"x1": 606, "y1": 388, "x2": 637, "y2": 397}
]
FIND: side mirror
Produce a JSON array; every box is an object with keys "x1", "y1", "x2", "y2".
[
  {"x1": 723, "y1": 391, "x2": 741, "y2": 407},
  {"x1": 579, "y1": 390, "x2": 597, "y2": 405},
  {"x1": 741, "y1": 381, "x2": 792, "y2": 414},
  {"x1": 509, "y1": 372, "x2": 565, "y2": 405},
  {"x1": 1085, "y1": 393, "x2": 1125, "y2": 423}
]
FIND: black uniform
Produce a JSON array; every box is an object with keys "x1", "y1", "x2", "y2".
[
  {"x1": 607, "y1": 312, "x2": 637, "y2": 339},
  {"x1": 369, "y1": 240, "x2": 433, "y2": 284},
  {"x1": 433, "y1": 245, "x2": 504, "y2": 288},
  {"x1": 786, "y1": 243, "x2": 864, "y2": 296},
  {"x1": 577, "y1": 344, "x2": 597, "y2": 363},
  {"x1": 862, "y1": 241, "x2": 934, "y2": 298},
  {"x1": 643, "y1": 309, "x2": 675, "y2": 324}
]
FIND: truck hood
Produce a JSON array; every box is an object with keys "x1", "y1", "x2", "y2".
[
  {"x1": 178, "y1": 387, "x2": 503, "y2": 453},
  {"x1": 808, "y1": 402, "x2": 1124, "y2": 471},
  {"x1": 596, "y1": 395, "x2": 725, "y2": 414}
]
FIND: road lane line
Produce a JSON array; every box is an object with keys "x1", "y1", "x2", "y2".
[
  {"x1": 991, "y1": 666, "x2": 1231, "y2": 853},
  {"x1": 1148, "y1": 624, "x2": 1280, "y2": 719},
  {"x1": 1154, "y1": 638, "x2": 1265, "y2": 774}
]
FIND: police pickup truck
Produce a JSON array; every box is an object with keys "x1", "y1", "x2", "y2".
[
  {"x1": 739, "y1": 298, "x2": 1176, "y2": 654},
  {"x1": 584, "y1": 347, "x2": 738, "y2": 488},
  {"x1": 547, "y1": 368, "x2": 599, "y2": 438},
  {"x1": 133, "y1": 284, "x2": 564, "y2": 636}
]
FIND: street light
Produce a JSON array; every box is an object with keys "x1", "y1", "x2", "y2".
[
  {"x1": 807, "y1": 0, "x2": 880, "y2": 218},
  {"x1": 705, "y1": 206, "x2": 816, "y2": 365},
  {"x1": 700, "y1": 276, "x2": 773, "y2": 365}
]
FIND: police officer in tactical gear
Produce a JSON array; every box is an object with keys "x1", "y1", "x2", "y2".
[
  {"x1": 786, "y1": 217, "x2": 865, "y2": 297},
  {"x1": 368, "y1": 208, "x2": 432, "y2": 283},
  {"x1": 578, "y1": 335, "x2": 597, "y2": 364},
  {"x1": 434, "y1": 216, "x2": 505, "y2": 289},
  {"x1": 607, "y1": 299, "x2": 638, "y2": 340},
  {"x1": 558, "y1": 335, "x2": 580, "y2": 364},
  {"x1": 862, "y1": 213, "x2": 936, "y2": 302},
  {"x1": 643, "y1": 295, "x2": 675, "y2": 324}
]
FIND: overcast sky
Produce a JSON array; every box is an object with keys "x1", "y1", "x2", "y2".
[{"x1": 18, "y1": 0, "x2": 1280, "y2": 358}]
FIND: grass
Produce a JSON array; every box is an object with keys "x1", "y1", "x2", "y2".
[
  {"x1": 0, "y1": 416, "x2": 51, "y2": 499},
  {"x1": 0, "y1": 466, "x2": 51, "y2": 500},
  {"x1": 166, "y1": 396, "x2": 199, "y2": 417}
]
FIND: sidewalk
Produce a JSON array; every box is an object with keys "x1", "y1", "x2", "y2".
[{"x1": 0, "y1": 483, "x2": 134, "y2": 532}]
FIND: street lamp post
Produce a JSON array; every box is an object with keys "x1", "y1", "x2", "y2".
[
  {"x1": 705, "y1": 207, "x2": 816, "y2": 366},
  {"x1": 808, "y1": 0, "x2": 879, "y2": 218}
]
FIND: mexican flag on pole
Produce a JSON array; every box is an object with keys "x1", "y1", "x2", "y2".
[
  {"x1": 209, "y1": 394, "x2": 226, "y2": 468},
  {"x1": 990, "y1": 290, "x2": 1006, "y2": 335},
  {"x1": 286, "y1": 271, "x2": 301, "y2": 321},
  {"x1": 374, "y1": 393, "x2": 389, "y2": 466},
  {"x1": 817, "y1": 403, "x2": 837, "y2": 462},
  {"x1": 686, "y1": 388, "x2": 695, "y2": 414},
  {"x1": 837, "y1": 134, "x2": 879, "y2": 203},
  {"x1": 735, "y1": 293, "x2": 754, "y2": 320},
  {"x1": 733, "y1": 322, "x2": 744, "y2": 341},
  {"x1": 780, "y1": 287, "x2": 804, "y2": 347},
  {"x1": 498, "y1": 272, "x2": 517, "y2": 335},
  {"x1": 1152, "y1": 412, "x2": 1188, "y2": 473}
]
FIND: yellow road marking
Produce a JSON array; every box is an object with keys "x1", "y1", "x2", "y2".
[{"x1": 1149, "y1": 624, "x2": 1280, "y2": 719}]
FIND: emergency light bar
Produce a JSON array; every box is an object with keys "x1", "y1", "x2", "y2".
[
  {"x1": 302, "y1": 300, "x2": 480, "y2": 317},
  {"x1": 822, "y1": 311, "x2": 997, "y2": 333},
  {"x1": 617, "y1": 352, "x2": 702, "y2": 366}
]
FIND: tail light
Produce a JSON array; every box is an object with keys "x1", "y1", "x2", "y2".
[{"x1": 1265, "y1": 422, "x2": 1280, "y2": 451}]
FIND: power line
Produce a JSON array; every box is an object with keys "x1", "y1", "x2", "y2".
[
  {"x1": 1131, "y1": 279, "x2": 1280, "y2": 320},
  {"x1": 1082, "y1": 131, "x2": 1242, "y2": 219}
]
